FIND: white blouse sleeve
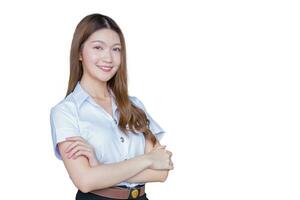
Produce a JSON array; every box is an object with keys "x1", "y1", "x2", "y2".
[
  {"x1": 50, "y1": 102, "x2": 81, "y2": 160},
  {"x1": 130, "y1": 96, "x2": 166, "y2": 141}
]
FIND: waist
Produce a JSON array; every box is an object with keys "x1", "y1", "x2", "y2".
[{"x1": 90, "y1": 184, "x2": 145, "y2": 199}]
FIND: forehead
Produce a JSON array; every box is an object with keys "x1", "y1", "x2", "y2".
[{"x1": 87, "y1": 28, "x2": 121, "y2": 45}]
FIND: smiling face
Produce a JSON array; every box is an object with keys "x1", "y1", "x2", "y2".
[{"x1": 79, "y1": 28, "x2": 122, "y2": 83}]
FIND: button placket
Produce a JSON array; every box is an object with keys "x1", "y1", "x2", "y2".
[
  {"x1": 125, "y1": 135, "x2": 130, "y2": 160},
  {"x1": 117, "y1": 129, "x2": 129, "y2": 160}
]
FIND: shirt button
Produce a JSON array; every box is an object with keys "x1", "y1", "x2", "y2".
[{"x1": 120, "y1": 136, "x2": 125, "y2": 143}]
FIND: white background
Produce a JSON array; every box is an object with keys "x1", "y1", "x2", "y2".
[{"x1": 0, "y1": 0, "x2": 299, "y2": 199}]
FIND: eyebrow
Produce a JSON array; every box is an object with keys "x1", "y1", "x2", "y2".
[{"x1": 91, "y1": 40, "x2": 121, "y2": 46}]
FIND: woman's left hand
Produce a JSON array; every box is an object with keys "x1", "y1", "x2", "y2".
[{"x1": 64, "y1": 136, "x2": 100, "y2": 167}]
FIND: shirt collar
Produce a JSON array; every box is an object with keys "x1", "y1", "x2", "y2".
[{"x1": 72, "y1": 81, "x2": 118, "y2": 115}]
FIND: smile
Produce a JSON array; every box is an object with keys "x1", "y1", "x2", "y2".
[{"x1": 97, "y1": 65, "x2": 113, "y2": 72}]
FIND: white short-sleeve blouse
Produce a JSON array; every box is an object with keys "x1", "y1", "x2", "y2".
[{"x1": 50, "y1": 81, "x2": 165, "y2": 187}]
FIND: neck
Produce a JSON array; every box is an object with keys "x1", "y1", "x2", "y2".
[{"x1": 79, "y1": 76, "x2": 111, "y2": 100}]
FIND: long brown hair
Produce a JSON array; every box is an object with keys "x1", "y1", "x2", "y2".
[{"x1": 66, "y1": 13, "x2": 157, "y2": 146}]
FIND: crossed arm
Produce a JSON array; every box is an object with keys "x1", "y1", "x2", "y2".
[
  {"x1": 125, "y1": 138, "x2": 170, "y2": 183},
  {"x1": 58, "y1": 137, "x2": 170, "y2": 192}
]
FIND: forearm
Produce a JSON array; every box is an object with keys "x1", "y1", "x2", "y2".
[
  {"x1": 126, "y1": 169, "x2": 169, "y2": 183},
  {"x1": 83, "y1": 154, "x2": 151, "y2": 192}
]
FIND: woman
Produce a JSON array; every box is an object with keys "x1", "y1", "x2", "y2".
[{"x1": 50, "y1": 13, "x2": 174, "y2": 200}]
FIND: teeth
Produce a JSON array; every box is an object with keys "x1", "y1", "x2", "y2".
[{"x1": 98, "y1": 66, "x2": 112, "y2": 70}]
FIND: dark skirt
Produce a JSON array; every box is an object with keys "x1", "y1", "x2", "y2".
[{"x1": 76, "y1": 189, "x2": 149, "y2": 200}]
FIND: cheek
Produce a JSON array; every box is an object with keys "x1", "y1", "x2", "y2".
[
  {"x1": 84, "y1": 52, "x2": 98, "y2": 63},
  {"x1": 83, "y1": 59, "x2": 99, "y2": 74},
  {"x1": 113, "y1": 53, "x2": 121, "y2": 65},
  {"x1": 114, "y1": 65, "x2": 120, "y2": 72},
  {"x1": 82, "y1": 55, "x2": 98, "y2": 73},
  {"x1": 82, "y1": 48, "x2": 98, "y2": 62}
]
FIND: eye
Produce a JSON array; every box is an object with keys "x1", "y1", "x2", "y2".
[
  {"x1": 94, "y1": 46, "x2": 103, "y2": 50},
  {"x1": 113, "y1": 47, "x2": 121, "y2": 52}
]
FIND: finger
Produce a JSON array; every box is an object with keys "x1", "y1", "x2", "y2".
[
  {"x1": 65, "y1": 137, "x2": 88, "y2": 149},
  {"x1": 168, "y1": 156, "x2": 174, "y2": 165},
  {"x1": 71, "y1": 149, "x2": 93, "y2": 159},
  {"x1": 66, "y1": 136, "x2": 86, "y2": 142},
  {"x1": 65, "y1": 141, "x2": 87, "y2": 153},
  {"x1": 153, "y1": 144, "x2": 162, "y2": 149},
  {"x1": 167, "y1": 163, "x2": 174, "y2": 170},
  {"x1": 169, "y1": 160, "x2": 174, "y2": 169},
  {"x1": 166, "y1": 151, "x2": 173, "y2": 157},
  {"x1": 154, "y1": 141, "x2": 163, "y2": 148},
  {"x1": 156, "y1": 145, "x2": 166, "y2": 149},
  {"x1": 69, "y1": 148, "x2": 91, "y2": 159},
  {"x1": 65, "y1": 141, "x2": 77, "y2": 153},
  {"x1": 67, "y1": 146, "x2": 92, "y2": 159}
]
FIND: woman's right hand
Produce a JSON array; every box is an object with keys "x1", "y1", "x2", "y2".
[
  {"x1": 64, "y1": 136, "x2": 100, "y2": 167},
  {"x1": 146, "y1": 145, "x2": 174, "y2": 170}
]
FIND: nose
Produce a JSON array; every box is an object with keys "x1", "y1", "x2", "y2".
[{"x1": 101, "y1": 49, "x2": 113, "y2": 63}]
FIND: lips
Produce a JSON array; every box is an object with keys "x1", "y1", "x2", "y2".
[{"x1": 97, "y1": 65, "x2": 113, "y2": 72}]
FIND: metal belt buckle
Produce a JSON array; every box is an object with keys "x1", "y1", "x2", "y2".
[{"x1": 129, "y1": 188, "x2": 140, "y2": 199}]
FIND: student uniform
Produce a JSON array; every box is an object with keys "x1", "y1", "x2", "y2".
[{"x1": 50, "y1": 81, "x2": 165, "y2": 199}]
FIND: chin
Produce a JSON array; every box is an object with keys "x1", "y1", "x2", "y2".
[{"x1": 95, "y1": 76, "x2": 113, "y2": 83}]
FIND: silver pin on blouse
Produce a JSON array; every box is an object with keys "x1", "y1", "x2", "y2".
[{"x1": 120, "y1": 136, "x2": 125, "y2": 143}]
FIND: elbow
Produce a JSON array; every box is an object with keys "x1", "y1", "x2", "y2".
[
  {"x1": 159, "y1": 171, "x2": 169, "y2": 182},
  {"x1": 78, "y1": 182, "x2": 90, "y2": 193},
  {"x1": 73, "y1": 175, "x2": 92, "y2": 193},
  {"x1": 75, "y1": 172, "x2": 107, "y2": 193},
  {"x1": 160, "y1": 176, "x2": 167, "y2": 183}
]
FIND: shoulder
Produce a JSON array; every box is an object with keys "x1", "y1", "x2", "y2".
[
  {"x1": 50, "y1": 94, "x2": 77, "y2": 117},
  {"x1": 129, "y1": 95, "x2": 146, "y2": 110}
]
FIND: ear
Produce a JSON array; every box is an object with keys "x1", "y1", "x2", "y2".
[{"x1": 79, "y1": 44, "x2": 83, "y2": 61}]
